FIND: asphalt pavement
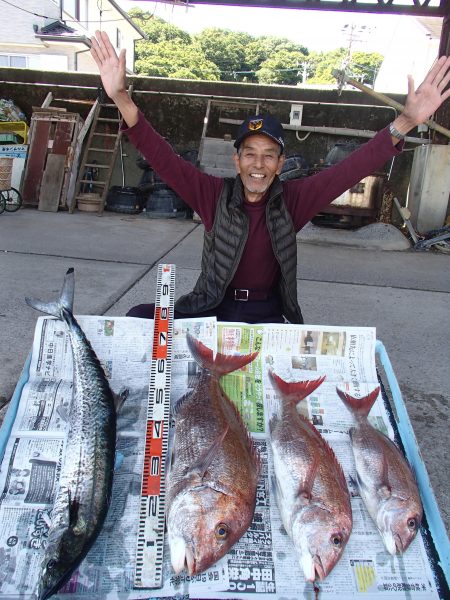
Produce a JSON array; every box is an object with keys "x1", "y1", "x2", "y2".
[{"x1": 0, "y1": 207, "x2": 449, "y2": 536}]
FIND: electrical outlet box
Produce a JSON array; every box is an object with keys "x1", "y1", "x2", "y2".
[{"x1": 289, "y1": 104, "x2": 303, "y2": 126}]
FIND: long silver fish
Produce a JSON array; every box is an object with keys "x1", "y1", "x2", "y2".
[
  {"x1": 336, "y1": 386, "x2": 423, "y2": 555},
  {"x1": 26, "y1": 268, "x2": 117, "y2": 600},
  {"x1": 269, "y1": 372, "x2": 352, "y2": 582},
  {"x1": 166, "y1": 333, "x2": 260, "y2": 576}
]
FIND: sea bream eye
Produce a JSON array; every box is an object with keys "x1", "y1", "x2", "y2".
[
  {"x1": 407, "y1": 517, "x2": 417, "y2": 530},
  {"x1": 331, "y1": 534, "x2": 342, "y2": 547},
  {"x1": 215, "y1": 523, "x2": 229, "y2": 540}
]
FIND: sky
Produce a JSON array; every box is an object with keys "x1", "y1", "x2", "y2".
[{"x1": 115, "y1": 0, "x2": 422, "y2": 54}]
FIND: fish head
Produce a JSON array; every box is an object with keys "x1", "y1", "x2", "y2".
[
  {"x1": 37, "y1": 528, "x2": 84, "y2": 600},
  {"x1": 168, "y1": 484, "x2": 255, "y2": 575},
  {"x1": 291, "y1": 505, "x2": 352, "y2": 582},
  {"x1": 377, "y1": 495, "x2": 423, "y2": 555},
  {"x1": 37, "y1": 542, "x2": 71, "y2": 600}
]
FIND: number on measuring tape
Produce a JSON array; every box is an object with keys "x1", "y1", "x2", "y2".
[{"x1": 134, "y1": 264, "x2": 175, "y2": 588}]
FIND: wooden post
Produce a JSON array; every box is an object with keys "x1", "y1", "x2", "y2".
[{"x1": 434, "y1": 12, "x2": 450, "y2": 144}]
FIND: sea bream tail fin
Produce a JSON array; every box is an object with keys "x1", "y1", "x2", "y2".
[
  {"x1": 336, "y1": 386, "x2": 380, "y2": 420},
  {"x1": 269, "y1": 370, "x2": 326, "y2": 405},
  {"x1": 186, "y1": 333, "x2": 258, "y2": 377},
  {"x1": 25, "y1": 267, "x2": 75, "y2": 319}
]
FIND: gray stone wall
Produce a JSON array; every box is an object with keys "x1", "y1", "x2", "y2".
[{"x1": 0, "y1": 67, "x2": 415, "y2": 200}]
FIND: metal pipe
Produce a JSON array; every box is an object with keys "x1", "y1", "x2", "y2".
[
  {"x1": 333, "y1": 69, "x2": 450, "y2": 139},
  {"x1": 219, "y1": 118, "x2": 427, "y2": 144},
  {"x1": 0, "y1": 79, "x2": 397, "y2": 114}
]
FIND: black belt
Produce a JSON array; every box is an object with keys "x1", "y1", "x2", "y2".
[{"x1": 226, "y1": 288, "x2": 274, "y2": 302}]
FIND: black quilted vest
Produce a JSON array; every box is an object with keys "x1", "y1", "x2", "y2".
[{"x1": 175, "y1": 176, "x2": 304, "y2": 323}]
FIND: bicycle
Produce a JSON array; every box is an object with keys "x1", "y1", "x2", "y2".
[{"x1": 0, "y1": 187, "x2": 22, "y2": 213}]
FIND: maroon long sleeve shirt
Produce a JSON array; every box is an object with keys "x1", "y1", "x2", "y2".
[{"x1": 124, "y1": 112, "x2": 401, "y2": 293}]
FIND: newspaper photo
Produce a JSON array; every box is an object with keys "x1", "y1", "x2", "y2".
[{"x1": 0, "y1": 316, "x2": 445, "y2": 599}]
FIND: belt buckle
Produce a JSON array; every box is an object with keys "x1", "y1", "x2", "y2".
[{"x1": 234, "y1": 288, "x2": 249, "y2": 302}]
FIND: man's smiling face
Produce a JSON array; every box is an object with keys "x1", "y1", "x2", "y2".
[{"x1": 233, "y1": 134, "x2": 285, "y2": 203}]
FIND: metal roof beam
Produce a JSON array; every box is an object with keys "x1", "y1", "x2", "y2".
[{"x1": 179, "y1": 0, "x2": 449, "y2": 18}]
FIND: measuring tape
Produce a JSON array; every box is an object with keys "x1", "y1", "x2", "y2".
[{"x1": 134, "y1": 263, "x2": 175, "y2": 588}]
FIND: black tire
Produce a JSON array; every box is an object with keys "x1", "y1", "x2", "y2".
[
  {"x1": 0, "y1": 192, "x2": 5, "y2": 214},
  {"x1": 279, "y1": 167, "x2": 309, "y2": 182},
  {"x1": 105, "y1": 186, "x2": 144, "y2": 214},
  {"x1": 145, "y1": 188, "x2": 187, "y2": 219},
  {"x1": 3, "y1": 187, "x2": 22, "y2": 212}
]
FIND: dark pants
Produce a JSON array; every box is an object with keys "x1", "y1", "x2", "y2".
[{"x1": 126, "y1": 294, "x2": 285, "y2": 324}]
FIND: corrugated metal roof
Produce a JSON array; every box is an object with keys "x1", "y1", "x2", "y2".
[{"x1": 415, "y1": 16, "x2": 444, "y2": 40}]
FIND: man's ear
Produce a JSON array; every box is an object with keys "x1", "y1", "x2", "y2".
[
  {"x1": 276, "y1": 154, "x2": 286, "y2": 175},
  {"x1": 233, "y1": 152, "x2": 240, "y2": 173}
]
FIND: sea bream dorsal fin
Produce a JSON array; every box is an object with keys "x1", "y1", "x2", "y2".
[
  {"x1": 186, "y1": 333, "x2": 258, "y2": 378},
  {"x1": 336, "y1": 386, "x2": 380, "y2": 421},
  {"x1": 25, "y1": 267, "x2": 75, "y2": 319}
]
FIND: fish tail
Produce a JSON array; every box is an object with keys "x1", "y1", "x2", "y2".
[
  {"x1": 269, "y1": 370, "x2": 326, "y2": 405},
  {"x1": 186, "y1": 333, "x2": 258, "y2": 377},
  {"x1": 26, "y1": 268, "x2": 75, "y2": 319},
  {"x1": 336, "y1": 386, "x2": 380, "y2": 419}
]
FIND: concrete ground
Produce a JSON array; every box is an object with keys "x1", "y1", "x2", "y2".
[{"x1": 0, "y1": 207, "x2": 449, "y2": 536}]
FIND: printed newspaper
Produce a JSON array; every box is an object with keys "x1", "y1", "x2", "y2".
[{"x1": 0, "y1": 316, "x2": 443, "y2": 599}]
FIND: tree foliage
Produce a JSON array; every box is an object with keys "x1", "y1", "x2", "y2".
[
  {"x1": 257, "y1": 50, "x2": 306, "y2": 85},
  {"x1": 127, "y1": 10, "x2": 383, "y2": 87},
  {"x1": 193, "y1": 28, "x2": 252, "y2": 80},
  {"x1": 135, "y1": 42, "x2": 220, "y2": 80},
  {"x1": 305, "y1": 48, "x2": 383, "y2": 86}
]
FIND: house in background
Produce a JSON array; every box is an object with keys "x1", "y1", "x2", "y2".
[
  {"x1": 374, "y1": 16, "x2": 442, "y2": 94},
  {"x1": 0, "y1": 0, "x2": 145, "y2": 73}
]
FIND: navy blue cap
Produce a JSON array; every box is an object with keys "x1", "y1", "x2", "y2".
[{"x1": 234, "y1": 114, "x2": 285, "y2": 151}]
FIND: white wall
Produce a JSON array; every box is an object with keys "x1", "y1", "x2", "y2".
[
  {"x1": 0, "y1": 0, "x2": 142, "y2": 73},
  {"x1": 374, "y1": 16, "x2": 441, "y2": 94}
]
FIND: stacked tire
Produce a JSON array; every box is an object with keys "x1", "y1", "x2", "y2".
[
  {"x1": 279, "y1": 154, "x2": 310, "y2": 182},
  {"x1": 145, "y1": 183, "x2": 189, "y2": 219},
  {"x1": 137, "y1": 150, "x2": 195, "y2": 220},
  {"x1": 105, "y1": 186, "x2": 144, "y2": 214}
]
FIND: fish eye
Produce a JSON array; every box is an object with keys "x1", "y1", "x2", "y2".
[
  {"x1": 46, "y1": 558, "x2": 57, "y2": 571},
  {"x1": 331, "y1": 534, "x2": 342, "y2": 548},
  {"x1": 407, "y1": 517, "x2": 417, "y2": 530},
  {"x1": 215, "y1": 523, "x2": 229, "y2": 540}
]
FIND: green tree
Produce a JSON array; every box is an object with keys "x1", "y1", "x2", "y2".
[
  {"x1": 349, "y1": 51, "x2": 384, "y2": 86},
  {"x1": 129, "y1": 10, "x2": 191, "y2": 44},
  {"x1": 135, "y1": 41, "x2": 220, "y2": 80},
  {"x1": 193, "y1": 28, "x2": 253, "y2": 80},
  {"x1": 246, "y1": 36, "x2": 307, "y2": 72},
  {"x1": 306, "y1": 48, "x2": 347, "y2": 84},
  {"x1": 256, "y1": 49, "x2": 305, "y2": 85},
  {"x1": 305, "y1": 48, "x2": 383, "y2": 86}
]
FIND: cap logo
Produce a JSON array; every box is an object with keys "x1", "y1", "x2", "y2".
[{"x1": 248, "y1": 119, "x2": 263, "y2": 131}]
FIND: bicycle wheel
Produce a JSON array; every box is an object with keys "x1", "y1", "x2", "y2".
[
  {"x1": 3, "y1": 187, "x2": 22, "y2": 212},
  {"x1": 0, "y1": 192, "x2": 5, "y2": 214}
]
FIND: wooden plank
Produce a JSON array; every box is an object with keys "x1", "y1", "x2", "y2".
[
  {"x1": 21, "y1": 119, "x2": 51, "y2": 206},
  {"x1": 52, "y1": 120, "x2": 75, "y2": 155},
  {"x1": 38, "y1": 154, "x2": 66, "y2": 212},
  {"x1": 67, "y1": 101, "x2": 98, "y2": 212}
]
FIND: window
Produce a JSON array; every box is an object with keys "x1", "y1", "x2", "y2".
[
  {"x1": 63, "y1": 0, "x2": 80, "y2": 20},
  {"x1": 116, "y1": 28, "x2": 123, "y2": 50},
  {"x1": 0, "y1": 54, "x2": 28, "y2": 68}
]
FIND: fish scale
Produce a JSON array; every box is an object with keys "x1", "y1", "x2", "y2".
[
  {"x1": 166, "y1": 334, "x2": 260, "y2": 576},
  {"x1": 337, "y1": 386, "x2": 423, "y2": 555},
  {"x1": 26, "y1": 270, "x2": 117, "y2": 600},
  {"x1": 269, "y1": 371, "x2": 352, "y2": 583}
]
